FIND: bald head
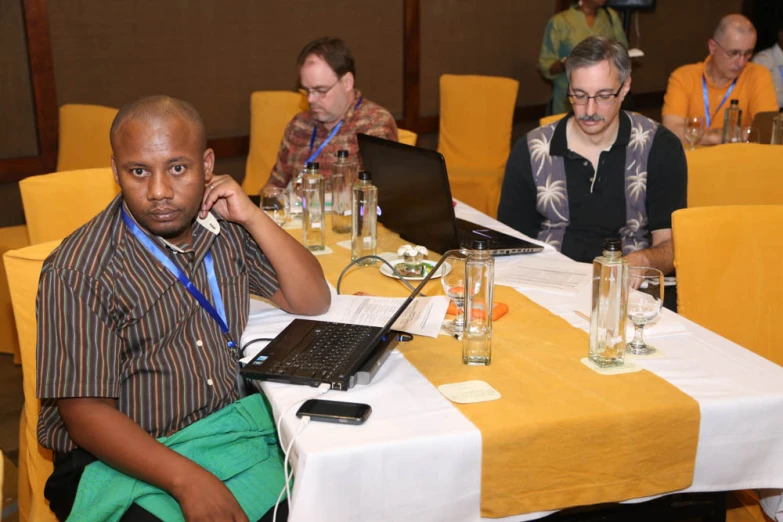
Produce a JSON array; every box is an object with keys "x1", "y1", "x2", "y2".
[
  {"x1": 110, "y1": 95, "x2": 206, "y2": 152},
  {"x1": 713, "y1": 14, "x2": 756, "y2": 43}
]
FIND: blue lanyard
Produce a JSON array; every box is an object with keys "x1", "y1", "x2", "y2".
[
  {"x1": 778, "y1": 66, "x2": 783, "y2": 85},
  {"x1": 702, "y1": 75, "x2": 737, "y2": 128},
  {"x1": 120, "y1": 208, "x2": 236, "y2": 349},
  {"x1": 306, "y1": 96, "x2": 363, "y2": 164}
]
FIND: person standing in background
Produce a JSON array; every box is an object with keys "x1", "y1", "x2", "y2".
[
  {"x1": 751, "y1": 22, "x2": 783, "y2": 109},
  {"x1": 539, "y1": 0, "x2": 628, "y2": 116}
]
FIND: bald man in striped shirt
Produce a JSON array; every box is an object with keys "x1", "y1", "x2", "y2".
[{"x1": 36, "y1": 96, "x2": 330, "y2": 521}]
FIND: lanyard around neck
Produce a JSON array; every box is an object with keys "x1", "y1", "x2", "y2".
[
  {"x1": 306, "y1": 96, "x2": 364, "y2": 164},
  {"x1": 120, "y1": 207, "x2": 236, "y2": 349},
  {"x1": 702, "y1": 74, "x2": 738, "y2": 128}
]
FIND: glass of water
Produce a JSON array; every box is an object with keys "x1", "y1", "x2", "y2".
[
  {"x1": 441, "y1": 252, "x2": 468, "y2": 337},
  {"x1": 626, "y1": 267, "x2": 664, "y2": 356},
  {"x1": 683, "y1": 116, "x2": 705, "y2": 150},
  {"x1": 261, "y1": 187, "x2": 289, "y2": 227}
]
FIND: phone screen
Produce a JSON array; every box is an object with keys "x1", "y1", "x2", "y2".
[{"x1": 296, "y1": 399, "x2": 372, "y2": 424}]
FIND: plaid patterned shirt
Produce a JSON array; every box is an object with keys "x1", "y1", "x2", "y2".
[
  {"x1": 36, "y1": 195, "x2": 279, "y2": 453},
  {"x1": 267, "y1": 90, "x2": 397, "y2": 187}
]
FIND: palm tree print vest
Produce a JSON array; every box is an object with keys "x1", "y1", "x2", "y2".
[{"x1": 526, "y1": 111, "x2": 657, "y2": 254}]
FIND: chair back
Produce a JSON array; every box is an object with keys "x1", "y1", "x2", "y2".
[
  {"x1": 686, "y1": 144, "x2": 783, "y2": 207},
  {"x1": 750, "y1": 110, "x2": 779, "y2": 144},
  {"x1": 437, "y1": 74, "x2": 519, "y2": 170},
  {"x1": 19, "y1": 168, "x2": 120, "y2": 245},
  {"x1": 539, "y1": 113, "x2": 567, "y2": 127},
  {"x1": 56, "y1": 104, "x2": 118, "y2": 172},
  {"x1": 397, "y1": 128, "x2": 418, "y2": 146},
  {"x1": 243, "y1": 91, "x2": 309, "y2": 195},
  {"x1": 673, "y1": 205, "x2": 783, "y2": 366},
  {"x1": 4, "y1": 240, "x2": 62, "y2": 522}
]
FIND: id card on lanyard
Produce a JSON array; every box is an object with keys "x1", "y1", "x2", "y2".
[
  {"x1": 120, "y1": 207, "x2": 238, "y2": 351},
  {"x1": 702, "y1": 74, "x2": 737, "y2": 128},
  {"x1": 306, "y1": 96, "x2": 363, "y2": 164}
]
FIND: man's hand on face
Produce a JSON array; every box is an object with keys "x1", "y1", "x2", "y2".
[
  {"x1": 172, "y1": 467, "x2": 250, "y2": 522},
  {"x1": 200, "y1": 175, "x2": 261, "y2": 227}
]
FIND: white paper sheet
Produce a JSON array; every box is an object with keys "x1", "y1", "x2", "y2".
[{"x1": 494, "y1": 256, "x2": 592, "y2": 295}]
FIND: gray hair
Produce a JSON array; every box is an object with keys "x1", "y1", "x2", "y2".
[{"x1": 566, "y1": 36, "x2": 631, "y2": 85}]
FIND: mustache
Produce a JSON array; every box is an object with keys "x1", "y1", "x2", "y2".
[{"x1": 578, "y1": 114, "x2": 605, "y2": 122}]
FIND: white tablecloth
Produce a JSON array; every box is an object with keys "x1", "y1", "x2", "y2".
[{"x1": 247, "y1": 202, "x2": 783, "y2": 522}]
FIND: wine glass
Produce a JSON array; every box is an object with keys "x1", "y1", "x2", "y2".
[
  {"x1": 261, "y1": 187, "x2": 289, "y2": 226},
  {"x1": 740, "y1": 126, "x2": 760, "y2": 144},
  {"x1": 683, "y1": 116, "x2": 705, "y2": 150},
  {"x1": 441, "y1": 252, "x2": 468, "y2": 337},
  {"x1": 626, "y1": 267, "x2": 664, "y2": 356}
]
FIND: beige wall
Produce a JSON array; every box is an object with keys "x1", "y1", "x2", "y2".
[{"x1": 0, "y1": 0, "x2": 747, "y2": 227}]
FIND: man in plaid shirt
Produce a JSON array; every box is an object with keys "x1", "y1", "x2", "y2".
[{"x1": 265, "y1": 37, "x2": 398, "y2": 188}]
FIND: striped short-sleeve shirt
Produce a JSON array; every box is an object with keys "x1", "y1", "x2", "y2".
[{"x1": 36, "y1": 195, "x2": 279, "y2": 454}]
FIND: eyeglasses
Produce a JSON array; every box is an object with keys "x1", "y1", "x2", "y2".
[
  {"x1": 299, "y1": 80, "x2": 340, "y2": 99},
  {"x1": 712, "y1": 39, "x2": 754, "y2": 60},
  {"x1": 567, "y1": 84, "x2": 624, "y2": 106}
]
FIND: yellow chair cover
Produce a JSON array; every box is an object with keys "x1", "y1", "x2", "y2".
[
  {"x1": 397, "y1": 128, "x2": 418, "y2": 146},
  {"x1": 243, "y1": 91, "x2": 309, "y2": 195},
  {"x1": 19, "y1": 168, "x2": 120, "y2": 245},
  {"x1": 686, "y1": 144, "x2": 783, "y2": 207},
  {"x1": 726, "y1": 490, "x2": 775, "y2": 522},
  {"x1": 673, "y1": 205, "x2": 783, "y2": 366},
  {"x1": 0, "y1": 225, "x2": 30, "y2": 361},
  {"x1": 539, "y1": 112, "x2": 567, "y2": 127},
  {"x1": 4, "y1": 240, "x2": 62, "y2": 522},
  {"x1": 437, "y1": 74, "x2": 519, "y2": 170},
  {"x1": 437, "y1": 74, "x2": 518, "y2": 218},
  {"x1": 56, "y1": 104, "x2": 118, "y2": 172}
]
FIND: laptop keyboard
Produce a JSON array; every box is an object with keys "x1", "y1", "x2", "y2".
[{"x1": 266, "y1": 322, "x2": 378, "y2": 379}]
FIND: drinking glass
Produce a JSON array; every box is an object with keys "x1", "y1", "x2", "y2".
[
  {"x1": 441, "y1": 252, "x2": 468, "y2": 337},
  {"x1": 740, "y1": 126, "x2": 760, "y2": 144},
  {"x1": 626, "y1": 267, "x2": 664, "y2": 356},
  {"x1": 683, "y1": 116, "x2": 705, "y2": 150},
  {"x1": 261, "y1": 187, "x2": 289, "y2": 226}
]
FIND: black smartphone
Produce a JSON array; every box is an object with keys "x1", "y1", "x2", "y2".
[{"x1": 296, "y1": 399, "x2": 372, "y2": 425}]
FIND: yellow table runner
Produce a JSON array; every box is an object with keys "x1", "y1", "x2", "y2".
[{"x1": 306, "y1": 219, "x2": 700, "y2": 518}]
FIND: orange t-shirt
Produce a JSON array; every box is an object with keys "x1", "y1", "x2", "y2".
[{"x1": 662, "y1": 56, "x2": 778, "y2": 129}]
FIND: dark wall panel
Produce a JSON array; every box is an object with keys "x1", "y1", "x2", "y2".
[
  {"x1": 420, "y1": 0, "x2": 554, "y2": 116},
  {"x1": 0, "y1": 0, "x2": 39, "y2": 159},
  {"x1": 46, "y1": 0, "x2": 404, "y2": 139}
]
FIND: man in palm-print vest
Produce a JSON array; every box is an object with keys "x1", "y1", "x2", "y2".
[{"x1": 498, "y1": 36, "x2": 686, "y2": 276}]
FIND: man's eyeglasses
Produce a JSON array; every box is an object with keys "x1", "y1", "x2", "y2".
[
  {"x1": 712, "y1": 39, "x2": 754, "y2": 60},
  {"x1": 567, "y1": 84, "x2": 623, "y2": 106},
  {"x1": 299, "y1": 80, "x2": 340, "y2": 99}
]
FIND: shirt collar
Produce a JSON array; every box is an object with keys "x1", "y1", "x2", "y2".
[{"x1": 549, "y1": 110, "x2": 631, "y2": 157}]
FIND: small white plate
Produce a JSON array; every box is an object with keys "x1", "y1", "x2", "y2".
[{"x1": 379, "y1": 259, "x2": 451, "y2": 280}]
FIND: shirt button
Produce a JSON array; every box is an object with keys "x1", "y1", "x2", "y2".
[
  {"x1": 196, "y1": 340, "x2": 203, "y2": 347},
  {"x1": 583, "y1": 161, "x2": 588, "y2": 166},
  {"x1": 207, "y1": 378, "x2": 214, "y2": 386}
]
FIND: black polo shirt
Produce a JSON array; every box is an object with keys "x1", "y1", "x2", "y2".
[{"x1": 498, "y1": 112, "x2": 687, "y2": 263}]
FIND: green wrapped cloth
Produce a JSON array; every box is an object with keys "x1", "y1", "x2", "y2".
[{"x1": 68, "y1": 394, "x2": 286, "y2": 522}]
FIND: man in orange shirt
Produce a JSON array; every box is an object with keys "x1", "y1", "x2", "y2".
[{"x1": 662, "y1": 14, "x2": 777, "y2": 146}]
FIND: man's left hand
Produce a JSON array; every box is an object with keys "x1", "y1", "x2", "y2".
[{"x1": 201, "y1": 175, "x2": 261, "y2": 226}]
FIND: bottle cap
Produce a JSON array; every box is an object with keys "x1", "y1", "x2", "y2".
[
  {"x1": 306, "y1": 162, "x2": 319, "y2": 170},
  {"x1": 472, "y1": 239, "x2": 488, "y2": 250},
  {"x1": 358, "y1": 171, "x2": 372, "y2": 181},
  {"x1": 730, "y1": 99, "x2": 739, "y2": 105},
  {"x1": 337, "y1": 150, "x2": 349, "y2": 158},
  {"x1": 602, "y1": 238, "x2": 622, "y2": 252}
]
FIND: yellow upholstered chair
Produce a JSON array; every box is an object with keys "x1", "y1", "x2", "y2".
[
  {"x1": 673, "y1": 205, "x2": 783, "y2": 365},
  {"x1": 243, "y1": 91, "x2": 309, "y2": 196},
  {"x1": 56, "y1": 104, "x2": 118, "y2": 172},
  {"x1": 0, "y1": 225, "x2": 30, "y2": 362},
  {"x1": 19, "y1": 168, "x2": 120, "y2": 245},
  {"x1": 539, "y1": 113, "x2": 567, "y2": 127},
  {"x1": 437, "y1": 74, "x2": 519, "y2": 218},
  {"x1": 397, "y1": 128, "x2": 418, "y2": 146},
  {"x1": 5, "y1": 240, "x2": 62, "y2": 522},
  {"x1": 686, "y1": 144, "x2": 783, "y2": 207}
]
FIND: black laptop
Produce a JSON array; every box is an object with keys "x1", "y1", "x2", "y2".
[{"x1": 357, "y1": 134, "x2": 544, "y2": 256}]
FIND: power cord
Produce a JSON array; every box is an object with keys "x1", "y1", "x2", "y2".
[
  {"x1": 241, "y1": 337, "x2": 274, "y2": 358},
  {"x1": 336, "y1": 255, "x2": 426, "y2": 296},
  {"x1": 272, "y1": 382, "x2": 331, "y2": 521}
]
